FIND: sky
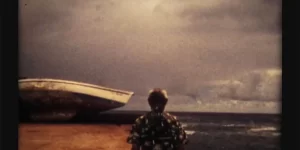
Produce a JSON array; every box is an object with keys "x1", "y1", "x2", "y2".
[{"x1": 19, "y1": 0, "x2": 281, "y2": 113}]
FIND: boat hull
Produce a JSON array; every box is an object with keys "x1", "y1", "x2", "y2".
[{"x1": 19, "y1": 78, "x2": 134, "y2": 121}]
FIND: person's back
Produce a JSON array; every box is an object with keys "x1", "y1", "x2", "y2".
[{"x1": 127, "y1": 88, "x2": 188, "y2": 150}]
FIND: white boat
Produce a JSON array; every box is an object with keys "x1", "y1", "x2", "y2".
[{"x1": 19, "y1": 78, "x2": 134, "y2": 121}]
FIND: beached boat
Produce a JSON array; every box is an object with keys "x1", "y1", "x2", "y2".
[{"x1": 19, "y1": 78, "x2": 134, "y2": 121}]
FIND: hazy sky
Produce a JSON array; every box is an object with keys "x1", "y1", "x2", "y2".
[{"x1": 19, "y1": 0, "x2": 281, "y2": 113}]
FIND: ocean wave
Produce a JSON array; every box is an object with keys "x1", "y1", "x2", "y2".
[
  {"x1": 248, "y1": 127, "x2": 277, "y2": 132},
  {"x1": 185, "y1": 130, "x2": 196, "y2": 135}
]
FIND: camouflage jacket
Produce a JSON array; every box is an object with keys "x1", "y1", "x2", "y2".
[{"x1": 127, "y1": 112, "x2": 188, "y2": 150}]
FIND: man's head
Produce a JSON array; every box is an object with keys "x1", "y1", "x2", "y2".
[{"x1": 148, "y1": 88, "x2": 168, "y2": 112}]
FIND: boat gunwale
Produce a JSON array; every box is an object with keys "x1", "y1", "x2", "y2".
[{"x1": 19, "y1": 78, "x2": 134, "y2": 96}]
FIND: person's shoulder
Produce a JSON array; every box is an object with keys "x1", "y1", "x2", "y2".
[
  {"x1": 163, "y1": 112, "x2": 179, "y2": 123},
  {"x1": 134, "y1": 113, "x2": 148, "y2": 125},
  {"x1": 164, "y1": 112, "x2": 178, "y2": 120}
]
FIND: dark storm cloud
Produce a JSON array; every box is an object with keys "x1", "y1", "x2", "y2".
[
  {"x1": 19, "y1": 0, "x2": 281, "y2": 112},
  {"x1": 20, "y1": 1, "x2": 75, "y2": 35},
  {"x1": 154, "y1": 0, "x2": 281, "y2": 33}
]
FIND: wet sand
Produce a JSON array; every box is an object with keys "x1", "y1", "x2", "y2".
[{"x1": 19, "y1": 124, "x2": 132, "y2": 150}]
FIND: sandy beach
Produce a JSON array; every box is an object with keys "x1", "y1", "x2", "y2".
[{"x1": 19, "y1": 124, "x2": 132, "y2": 150}]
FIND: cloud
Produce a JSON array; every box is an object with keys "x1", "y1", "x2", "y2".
[
  {"x1": 19, "y1": 0, "x2": 281, "y2": 113},
  {"x1": 117, "y1": 68, "x2": 281, "y2": 113},
  {"x1": 154, "y1": 0, "x2": 281, "y2": 33},
  {"x1": 206, "y1": 69, "x2": 281, "y2": 101},
  {"x1": 118, "y1": 95, "x2": 280, "y2": 113}
]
